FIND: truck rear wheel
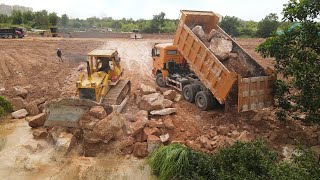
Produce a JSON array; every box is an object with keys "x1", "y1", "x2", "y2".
[
  {"x1": 195, "y1": 91, "x2": 211, "y2": 111},
  {"x1": 156, "y1": 73, "x2": 167, "y2": 87},
  {"x1": 183, "y1": 84, "x2": 199, "y2": 102}
]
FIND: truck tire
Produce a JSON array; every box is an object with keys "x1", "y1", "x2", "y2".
[
  {"x1": 195, "y1": 91, "x2": 211, "y2": 111},
  {"x1": 183, "y1": 84, "x2": 199, "y2": 102},
  {"x1": 156, "y1": 73, "x2": 167, "y2": 87}
]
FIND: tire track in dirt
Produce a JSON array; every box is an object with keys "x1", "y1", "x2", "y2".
[
  {"x1": 0, "y1": 59, "x2": 11, "y2": 78},
  {"x1": 6, "y1": 49, "x2": 33, "y2": 69}
]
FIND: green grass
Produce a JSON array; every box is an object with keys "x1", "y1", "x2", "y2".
[
  {"x1": 0, "y1": 96, "x2": 12, "y2": 117},
  {"x1": 148, "y1": 140, "x2": 320, "y2": 180}
]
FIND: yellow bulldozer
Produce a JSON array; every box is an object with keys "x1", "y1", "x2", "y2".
[{"x1": 45, "y1": 48, "x2": 131, "y2": 127}]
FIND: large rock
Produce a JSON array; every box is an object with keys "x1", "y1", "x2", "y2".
[
  {"x1": 147, "y1": 119, "x2": 164, "y2": 128},
  {"x1": 127, "y1": 119, "x2": 147, "y2": 136},
  {"x1": 10, "y1": 97, "x2": 27, "y2": 111},
  {"x1": 238, "y1": 130, "x2": 251, "y2": 143},
  {"x1": 163, "y1": 90, "x2": 177, "y2": 101},
  {"x1": 32, "y1": 128, "x2": 48, "y2": 139},
  {"x1": 139, "y1": 93, "x2": 164, "y2": 111},
  {"x1": 48, "y1": 126, "x2": 67, "y2": 142},
  {"x1": 147, "y1": 135, "x2": 162, "y2": 153},
  {"x1": 217, "y1": 126, "x2": 230, "y2": 136},
  {"x1": 26, "y1": 101, "x2": 40, "y2": 116},
  {"x1": 135, "y1": 110, "x2": 148, "y2": 122},
  {"x1": 13, "y1": 86, "x2": 28, "y2": 99},
  {"x1": 139, "y1": 84, "x2": 157, "y2": 95},
  {"x1": 192, "y1": 25, "x2": 206, "y2": 41},
  {"x1": 27, "y1": 113, "x2": 46, "y2": 128},
  {"x1": 79, "y1": 113, "x2": 100, "y2": 130},
  {"x1": 207, "y1": 29, "x2": 229, "y2": 41},
  {"x1": 160, "y1": 133, "x2": 170, "y2": 143},
  {"x1": 11, "y1": 109, "x2": 28, "y2": 119},
  {"x1": 150, "y1": 108, "x2": 177, "y2": 116},
  {"x1": 88, "y1": 106, "x2": 107, "y2": 120},
  {"x1": 55, "y1": 132, "x2": 76, "y2": 154},
  {"x1": 209, "y1": 37, "x2": 233, "y2": 61},
  {"x1": 162, "y1": 99, "x2": 173, "y2": 108},
  {"x1": 133, "y1": 142, "x2": 148, "y2": 158},
  {"x1": 88, "y1": 112, "x2": 125, "y2": 143},
  {"x1": 164, "y1": 118, "x2": 175, "y2": 129}
]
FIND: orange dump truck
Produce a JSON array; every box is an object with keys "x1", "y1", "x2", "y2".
[{"x1": 153, "y1": 10, "x2": 275, "y2": 112}]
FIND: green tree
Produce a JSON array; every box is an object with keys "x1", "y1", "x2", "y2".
[
  {"x1": 22, "y1": 11, "x2": 33, "y2": 25},
  {"x1": 11, "y1": 10, "x2": 23, "y2": 24},
  {"x1": 0, "y1": 14, "x2": 9, "y2": 23},
  {"x1": 150, "y1": 12, "x2": 165, "y2": 33},
  {"x1": 220, "y1": 16, "x2": 241, "y2": 37},
  {"x1": 257, "y1": 0, "x2": 320, "y2": 122},
  {"x1": 33, "y1": 10, "x2": 49, "y2": 28},
  {"x1": 256, "y1": 13, "x2": 279, "y2": 38},
  {"x1": 61, "y1": 14, "x2": 69, "y2": 27},
  {"x1": 49, "y1": 12, "x2": 59, "y2": 26},
  {"x1": 239, "y1": 20, "x2": 258, "y2": 37}
]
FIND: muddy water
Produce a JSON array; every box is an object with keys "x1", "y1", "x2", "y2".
[{"x1": 0, "y1": 117, "x2": 155, "y2": 180}]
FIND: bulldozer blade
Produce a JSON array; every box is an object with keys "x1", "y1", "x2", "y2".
[{"x1": 44, "y1": 98, "x2": 100, "y2": 128}]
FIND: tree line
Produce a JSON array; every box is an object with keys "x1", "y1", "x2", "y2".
[{"x1": 0, "y1": 9, "x2": 282, "y2": 37}]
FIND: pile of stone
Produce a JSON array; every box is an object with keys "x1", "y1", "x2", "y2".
[
  {"x1": 9, "y1": 86, "x2": 47, "y2": 120},
  {"x1": 192, "y1": 25, "x2": 233, "y2": 61}
]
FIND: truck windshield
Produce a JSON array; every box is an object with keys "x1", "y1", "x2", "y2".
[
  {"x1": 167, "y1": 50, "x2": 177, "y2": 55},
  {"x1": 155, "y1": 48, "x2": 160, "y2": 56}
]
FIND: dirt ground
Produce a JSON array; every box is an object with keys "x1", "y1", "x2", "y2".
[{"x1": 0, "y1": 36, "x2": 319, "y2": 179}]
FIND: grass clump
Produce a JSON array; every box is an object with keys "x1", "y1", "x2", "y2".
[
  {"x1": 0, "y1": 96, "x2": 12, "y2": 117},
  {"x1": 148, "y1": 140, "x2": 320, "y2": 180}
]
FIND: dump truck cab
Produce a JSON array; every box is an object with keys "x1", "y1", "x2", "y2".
[
  {"x1": 50, "y1": 27, "x2": 58, "y2": 37},
  {"x1": 76, "y1": 49, "x2": 123, "y2": 103},
  {"x1": 151, "y1": 43, "x2": 189, "y2": 86}
]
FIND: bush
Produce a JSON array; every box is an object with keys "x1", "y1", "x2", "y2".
[
  {"x1": 0, "y1": 96, "x2": 12, "y2": 117},
  {"x1": 148, "y1": 141, "x2": 320, "y2": 180}
]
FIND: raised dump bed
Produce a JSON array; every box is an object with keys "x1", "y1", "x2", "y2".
[{"x1": 173, "y1": 10, "x2": 275, "y2": 112}]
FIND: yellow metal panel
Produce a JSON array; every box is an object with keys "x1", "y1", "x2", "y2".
[{"x1": 238, "y1": 75, "x2": 275, "y2": 112}]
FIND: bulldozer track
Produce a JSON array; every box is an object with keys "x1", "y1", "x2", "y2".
[{"x1": 103, "y1": 79, "x2": 131, "y2": 105}]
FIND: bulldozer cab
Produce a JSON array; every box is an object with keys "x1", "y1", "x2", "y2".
[
  {"x1": 152, "y1": 43, "x2": 185, "y2": 76},
  {"x1": 86, "y1": 49, "x2": 120, "y2": 75}
]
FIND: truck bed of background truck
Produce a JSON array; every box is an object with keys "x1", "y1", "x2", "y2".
[{"x1": 173, "y1": 10, "x2": 275, "y2": 112}]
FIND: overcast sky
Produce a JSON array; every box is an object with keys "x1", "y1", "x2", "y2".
[{"x1": 0, "y1": 0, "x2": 289, "y2": 21}]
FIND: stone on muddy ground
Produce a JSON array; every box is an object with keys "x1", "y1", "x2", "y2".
[
  {"x1": 147, "y1": 119, "x2": 164, "y2": 128},
  {"x1": 79, "y1": 113, "x2": 100, "y2": 130},
  {"x1": 0, "y1": 87, "x2": 5, "y2": 95},
  {"x1": 163, "y1": 118, "x2": 175, "y2": 129},
  {"x1": 55, "y1": 132, "x2": 76, "y2": 154},
  {"x1": 27, "y1": 113, "x2": 46, "y2": 128},
  {"x1": 209, "y1": 37, "x2": 233, "y2": 61},
  {"x1": 238, "y1": 130, "x2": 251, "y2": 142},
  {"x1": 162, "y1": 99, "x2": 173, "y2": 108},
  {"x1": 26, "y1": 101, "x2": 40, "y2": 116},
  {"x1": 13, "y1": 86, "x2": 28, "y2": 99},
  {"x1": 174, "y1": 94, "x2": 182, "y2": 102},
  {"x1": 11, "y1": 109, "x2": 28, "y2": 119},
  {"x1": 160, "y1": 133, "x2": 170, "y2": 143},
  {"x1": 139, "y1": 84, "x2": 157, "y2": 95},
  {"x1": 133, "y1": 142, "x2": 148, "y2": 158},
  {"x1": 32, "y1": 97, "x2": 47, "y2": 106},
  {"x1": 127, "y1": 118, "x2": 147, "y2": 136},
  {"x1": 163, "y1": 90, "x2": 177, "y2": 101},
  {"x1": 32, "y1": 128, "x2": 48, "y2": 139},
  {"x1": 143, "y1": 127, "x2": 160, "y2": 137},
  {"x1": 150, "y1": 108, "x2": 177, "y2": 116},
  {"x1": 77, "y1": 64, "x2": 86, "y2": 71},
  {"x1": 147, "y1": 135, "x2": 162, "y2": 153},
  {"x1": 91, "y1": 112, "x2": 125, "y2": 143},
  {"x1": 139, "y1": 93, "x2": 164, "y2": 111},
  {"x1": 88, "y1": 106, "x2": 107, "y2": 120},
  {"x1": 48, "y1": 126, "x2": 68, "y2": 142},
  {"x1": 135, "y1": 110, "x2": 148, "y2": 122},
  {"x1": 10, "y1": 97, "x2": 27, "y2": 111},
  {"x1": 192, "y1": 25, "x2": 206, "y2": 41},
  {"x1": 217, "y1": 126, "x2": 231, "y2": 136}
]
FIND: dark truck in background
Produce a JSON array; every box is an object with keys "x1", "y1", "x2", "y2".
[{"x1": 0, "y1": 27, "x2": 26, "y2": 38}]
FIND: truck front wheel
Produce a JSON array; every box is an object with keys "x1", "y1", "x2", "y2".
[
  {"x1": 156, "y1": 73, "x2": 166, "y2": 87},
  {"x1": 195, "y1": 91, "x2": 210, "y2": 111}
]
